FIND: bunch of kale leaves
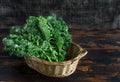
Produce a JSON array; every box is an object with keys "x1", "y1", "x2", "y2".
[{"x1": 3, "y1": 14, "x2": 72, "y2": 62}]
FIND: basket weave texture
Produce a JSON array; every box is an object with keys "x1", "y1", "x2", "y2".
[{"x1": 24, "y1": 42, "x2": 87, "y2": 77}]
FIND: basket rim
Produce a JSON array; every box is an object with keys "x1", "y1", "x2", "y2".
[{"x1": 24, "y1": 42, "x2": 87, "y2": 65}]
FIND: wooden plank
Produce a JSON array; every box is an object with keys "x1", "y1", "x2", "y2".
[{"x1": 0, "y1": 29, "x2": 120, "y2": 82}]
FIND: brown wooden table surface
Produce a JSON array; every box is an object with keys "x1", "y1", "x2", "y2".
[{"x1": 0, "y1": 29, "x2": 120, "y2": 82}]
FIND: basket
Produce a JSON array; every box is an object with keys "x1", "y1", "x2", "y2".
[{"x1": 24, "y1": 42, "x2": 87, "y2": 77}]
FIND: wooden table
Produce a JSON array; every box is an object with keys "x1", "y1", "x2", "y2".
[{"x1": 0, "y1": 29, "x2": 120, "y2": 82}]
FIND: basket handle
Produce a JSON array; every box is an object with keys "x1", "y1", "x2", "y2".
[{"x1": 71, "y1": 49, "x2": 87, "y2": 64}]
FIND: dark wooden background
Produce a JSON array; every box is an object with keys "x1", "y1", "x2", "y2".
[{"x1": 0, "y1": 0, "x2": 120, "y2": 29}]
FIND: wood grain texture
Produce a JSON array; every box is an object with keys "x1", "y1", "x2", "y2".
[{"x1": 0, "y1": 28, "x2": 120, "y2": 82}]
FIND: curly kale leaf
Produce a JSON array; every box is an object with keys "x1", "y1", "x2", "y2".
[{"x1": 3, "y1": 14, "x2": 72, "y2": 62}]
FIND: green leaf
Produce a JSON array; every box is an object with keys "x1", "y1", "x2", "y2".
[{"x1": 2, "y1": 14, "x2": 72, "y2": 62}]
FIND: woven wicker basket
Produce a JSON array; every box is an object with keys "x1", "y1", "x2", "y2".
[{"x1": 24, "y1": 42, "x2": 87, "y2": 77}]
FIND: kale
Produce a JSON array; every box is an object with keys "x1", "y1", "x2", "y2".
[{"x1": 2, "y1": 14, "x2": 72, "y2": 62}]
